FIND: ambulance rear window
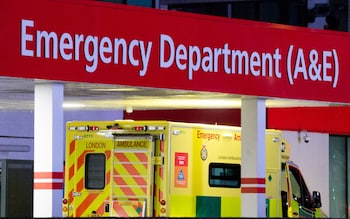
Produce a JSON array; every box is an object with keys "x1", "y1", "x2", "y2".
[
  {"x1": 85, "y1": 153, "x2": 106, "y2": 190},
  {"x1": 209, "y1": 163, "x2": 241, "y2": 188}
]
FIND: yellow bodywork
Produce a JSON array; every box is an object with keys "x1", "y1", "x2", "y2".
[{"x1": 62, "y1": 120, "x2": 325, "y2": 218}]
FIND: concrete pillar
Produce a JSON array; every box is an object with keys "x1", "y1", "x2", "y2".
[
  {"x1": 33, "y1": 82, "x2": 64, "y2": 217},
  {"x1": 241, "y1": 97, "x2": 266, "y2": 217}
]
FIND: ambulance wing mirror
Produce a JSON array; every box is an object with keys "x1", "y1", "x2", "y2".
[{"x1": 312, "y1": 191, "x2": 322, "y2": 208}]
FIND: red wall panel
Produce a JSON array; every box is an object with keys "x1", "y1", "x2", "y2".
[
  {"x1": 124, "y1": 106, "x2": 350, "y2": 135},
  {"x1": 267, "y1": 106, "x2": 350, "y2": 135},
  {"x1": 123, "y1": 109, "x2": 241, "y2": 126}
]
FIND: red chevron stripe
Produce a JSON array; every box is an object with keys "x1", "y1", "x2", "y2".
[
  {"x1": 135, "y1": 152, "x2": 148, "y2": 162},
  {"x1": 160, "y1": 141, "x2": 164, "y2": 153},
  {"x1": 76, "y1": 193, "x2": 99, "y2": 217},
  {"x1": 69, "y1": 141, "x2": 75, "y2": 155},
  {"x1": 96, "y1": 197, "x2": 108, "y2": 215},
  {"x1": 114, "y1": 152, "x2": 148, "y2": 187},
  {"x1": 77, "y1": 177, "x2": 84, "y2": 192},
  {"x1": 114, "y1": 175, "x2": 147, "y2": 187},
  {"x1": 114, "y1": 202, "x2": 129, "y2": 217},
  {"x1": 77, "y1": 152, "x2": 85, "y2": 170},
  {"x1": 69, "y1": 189, "x2": 74, "y2": 199},
  {"x1": 69, "y1": 164, "x2": 75, "y2": 180},
  {"x1": 120, "y1": 184, "x2": 137, "y2": 196},
  {"x1": 133, "y1": 176, "x2": 147, "y2": 186},
  {"x1": 106, "y1": 168, "x2": 111, "y2": 185},
  {"x1": 113, "y1": 169, "x2": 136, "y2": 196},
  {"x1": 77, "y1": 150, "x2": 93, "y2": 170},
  {"x1": 105, "y1": 150, "x2": 111, "y2": 159},
  {"x1": 105, "y1": 151, "x2": 111, "y2": 185},
  {"x1": 115, "y1": 152, "x2": 129, "y2": 162},
  {"x1": 159, "y1": 166, "x2": 163, "y2": 179},
  {"x1": 123, "y1": 163, "x2": 142, "y2": 175},
  {"x1": 158, "y1": 165, "x2": 164, "y2": 202},
  {"x1": 115, "y1": 176, "x2": 127, "y2": 185},
  {"x1": 158, "y1": 188, "x2": 163, "y2": 202}
]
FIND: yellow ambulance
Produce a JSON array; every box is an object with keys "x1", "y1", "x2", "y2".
[{"x1": 62, "y1": 120, "x2": 327, "y2": 217}]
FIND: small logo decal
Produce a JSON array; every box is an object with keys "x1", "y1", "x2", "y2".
[{"x1": 200, "y1": 145, "x2": 208, "y2": 161}]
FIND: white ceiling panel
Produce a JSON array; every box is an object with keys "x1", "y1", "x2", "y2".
[{"x1": 0, "y1": 76, "x2": 338, "y2": 111}]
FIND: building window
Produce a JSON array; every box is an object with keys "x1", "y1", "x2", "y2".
[
  {"x1": 85, "y1": 153, "x2": 106, "y2": 190},
  {"x1": 167, "y1": 2, "x2": 229, "y2": 18},
  {"x1": 165, "y1": 0, "x2": 308, "y2": 27},
  {"x1": 329, "y1": 135, "x2": 349, "y2": 217},
  {"x1": 99, "y1": 0, "x2": 154, "y2": 8},
  {"x1": 209, "y1": 163, "x2": 240, "y2": 188}
]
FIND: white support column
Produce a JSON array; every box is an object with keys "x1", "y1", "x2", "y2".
[
  {"x1": 33, "y1": 82, "x2": 64, "y2": 217},
  {"x1": 241, "y1": 97, "x2": 266, "y2": 217}
]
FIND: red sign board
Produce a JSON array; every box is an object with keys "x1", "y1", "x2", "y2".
[
  {"x1": 174, "y1": 152, "x2": 188, "y2": 188},
  {"x1": 1, "y1": 0, "x2": 350, "y2": 102}
]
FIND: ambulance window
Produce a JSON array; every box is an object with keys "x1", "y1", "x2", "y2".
[
  {"x1": 209, "y1": 163, "x2": 241, "y2": 188},
  {"x1": 288, "y1": 165, "x2": 313, "y2": 209},
  {"x1": 85, "y1": 153, "x2": 106, "y2": 190}
]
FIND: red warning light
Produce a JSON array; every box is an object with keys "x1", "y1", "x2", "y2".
[
  {"x1": 88, "y1": 126, "x2": 99, "y2": 131},
  {"x1": 134, "y1": 126, "x2": 145, "y2": 131}
]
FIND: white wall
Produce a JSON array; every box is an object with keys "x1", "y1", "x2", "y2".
[
  {"x1": 282, "y1": 130, "x2": 329, "y2": 216},
  {"x1": 0, "y1": 110, "x2": 123, "y2": 161},
  {"x1": 0, "y1": 111, "x2": 34, "y2": 160}
]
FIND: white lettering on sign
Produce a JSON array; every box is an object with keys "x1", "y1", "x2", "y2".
[
  {"x1": 21, "y1": 19, "x2": 34, "y2": 57},
  {"x1": 287, "y1": 45, "x2": 339, "y2": 88},
  {"x1": 160, "y1": 34, "x2": 282, "y2": 80},
  {"x1": 21, "y1": 19, "x2": 152, "y2": 76},
  {"x1": 20, "y1": 19, "x2": 341, "y2": 88}
]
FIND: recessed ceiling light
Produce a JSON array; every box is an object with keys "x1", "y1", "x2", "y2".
[
  {"x1": 63, "y1": 103, "x2": 86, "y2": 108},
  {"x1": 90, "y1": 88, "x2": 140, "y2": 92}
]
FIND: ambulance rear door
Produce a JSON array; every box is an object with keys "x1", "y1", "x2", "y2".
[
  {"x1": 111, "y1": 134, "x2": 155, "y2": 217},
  {"x1": 67, "y1": 138, "x2": 113, "y2": 217}
]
